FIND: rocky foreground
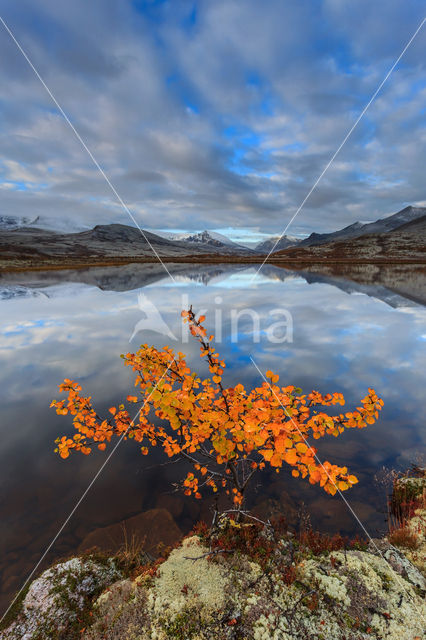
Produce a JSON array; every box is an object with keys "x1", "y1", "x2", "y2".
[{"x1": 1, "y1": 477, "x2": 425, "y2": 640}]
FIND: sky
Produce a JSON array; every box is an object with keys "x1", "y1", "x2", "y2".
[{"x1": 0, "y1": 0, "x2": 425, "y2": 243}]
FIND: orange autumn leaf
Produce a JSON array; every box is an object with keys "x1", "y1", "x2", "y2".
[{"x1": 283, "y1": 449, "x2": 298, "y2": 465}]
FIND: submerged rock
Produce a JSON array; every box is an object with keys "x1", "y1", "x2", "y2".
[{"x1": 78, "y1": 507, "x2": 182, "y2": 557}]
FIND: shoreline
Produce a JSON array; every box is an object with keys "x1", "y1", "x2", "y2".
[{"x1": 1, "y1": 256, "x2": 426, "y2": 274}]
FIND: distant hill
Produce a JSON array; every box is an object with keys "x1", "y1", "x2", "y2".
[{"x1": 300, "y1": 205, "x2": 426, "y2": 246}]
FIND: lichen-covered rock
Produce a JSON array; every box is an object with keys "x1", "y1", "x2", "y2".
[
  {"x1": 0, "y1": 556, "x2": 121, "y2": 640},
  {"x1": 367, "y1": 536, "x2": 426, "y2": 591},
  {"x1": 84, "y1": 536, "x2": 236, "y2": 639},
  {"x1": 148, "y1": 536, "x2": 229, "y2": 618},
  {"x1": 379, "y1": 505, "x2": 426, "y2": 582},
  {"x1": 3, "y1": 511, "x2": 425, "y2": 640},
  {"x1": 394, "y1": 473, "x2": 426, "y2": 500},
  {"x1": 297, "y1": 550, "x2": 425, "y2": 639},
  {"x1": 81, "y1": 536, "x2": 425, "y2": 640}
]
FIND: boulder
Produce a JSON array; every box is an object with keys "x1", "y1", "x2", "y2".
[{"x1": 0, "y1": 556, "x2": 120, "y2": 640}]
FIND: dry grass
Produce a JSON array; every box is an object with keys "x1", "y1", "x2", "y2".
[{"x1": 388, "y1": 526, "x2": 420, "y2": 550}]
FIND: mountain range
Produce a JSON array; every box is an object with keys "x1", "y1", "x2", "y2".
[
  {"x1": 0, "y1": 223, "x2": 255, "y2": 271},
  {"x1": 0, "y1": 205, "x2": 425, "y2": 270},
  {"x1": 274, "y1": 211, "x2": 426, "y2": 263},
  {"x1": 253, "y1": 205, "x2": 426, "y2": 253},
  {"x1": 298, "y1": 205, "x2": 426, "y2": 247}
]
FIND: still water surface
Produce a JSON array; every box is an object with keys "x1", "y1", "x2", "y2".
[{"x1": 0, "y1": 263, "x2": 425, "y2": 612}]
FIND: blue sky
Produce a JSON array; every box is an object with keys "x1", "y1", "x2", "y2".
[{"x1": 0, "y1": 0, "x2": 425, "y2": 242}]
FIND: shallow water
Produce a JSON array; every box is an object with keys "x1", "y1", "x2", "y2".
[{"x1": 0, "y1": 263, "x2": 425, "y2": 613}]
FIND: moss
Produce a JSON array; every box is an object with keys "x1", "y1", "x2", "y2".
[{"x1": 161, "y1": 608, "x2": 200, "y2": 639}]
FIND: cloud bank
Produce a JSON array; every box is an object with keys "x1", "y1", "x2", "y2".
[{"x1": 0, "y1": 0, "x2": 425, "y2": 239}]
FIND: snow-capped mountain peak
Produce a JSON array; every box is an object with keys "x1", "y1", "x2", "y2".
[
  {"x1": 255, "y1": 235, "x2": 301, "y2": 253},
  {"x1": 153, "y1": 229, "x2": 247, "y2": 249},
  {"x1": 0, "y1": 215, "x2": 92, "y2": 233},
  {"x1": 0, "y1": 215, "x2": 39, "y2": 230},
  {"x1": 185, "y1": 230, "x2": 227, "y2": 246}
]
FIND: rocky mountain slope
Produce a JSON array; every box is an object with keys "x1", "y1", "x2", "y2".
[
  {"x1": 275, "y1": 214, "x2": 426, "y2": 262},
  {"x1": 1, "y1": 206, "x2": 425, "y2": 270},
  {"x1": 0, "y1": 223, "x2": 254, "y2": 267},
  {"x1": 300, "y1": 205, "x2": 426, "y2": 246}
]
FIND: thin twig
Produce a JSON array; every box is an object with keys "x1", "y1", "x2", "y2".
[{"x1": 184, "y1": 549, "x2": 233, "y2": 562}]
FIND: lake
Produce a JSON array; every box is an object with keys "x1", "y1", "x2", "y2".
[{"x1": 0, "y1": 262, "x2": 425, "y2": 613}]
